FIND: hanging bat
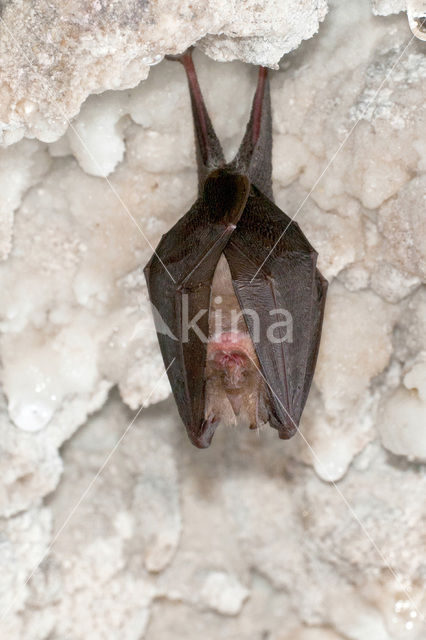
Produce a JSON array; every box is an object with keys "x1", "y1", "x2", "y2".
[{"x1": 144, "y1": 49, "x2": 327, "y2": 448}]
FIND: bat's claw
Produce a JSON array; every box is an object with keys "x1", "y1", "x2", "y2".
[
  {"x1": 277, "y1": 426, "x2": 297, "y2": 440},
  {"x1": 269, "y1": 414, "x2": 297, "y2": 440},
  {"x1": 189, "y1": 416, "x2": 219, "y2": 449},
  {"x1": 165, "y1": 47, "x2": 194, "y2": 63}
]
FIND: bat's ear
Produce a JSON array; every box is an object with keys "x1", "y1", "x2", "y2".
[
  {"x1": 166, "y1": 49, "x2": 225, "y2": 193},
  {"x1": 230, "y1": 67, "x2": 273, "y2": 200}
]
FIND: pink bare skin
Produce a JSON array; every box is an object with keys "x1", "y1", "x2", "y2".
[{"x1": 204, "y1": 255, "x2": 268, "y2": 430}]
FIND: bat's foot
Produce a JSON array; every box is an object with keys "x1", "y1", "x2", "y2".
[
  {"x1": 165, "y1": 47, "x2": 194, "y2": 63},
  {"x1": 189, "y1": 416, "x2": 219, "y2": 449}
]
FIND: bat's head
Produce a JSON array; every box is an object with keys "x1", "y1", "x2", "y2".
[{"x1": 204, "y1": 332, "x2": 268, "y2": 430}]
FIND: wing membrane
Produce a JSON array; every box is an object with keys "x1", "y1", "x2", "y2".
[{"x1": 224, "y1": 188, "x2": 327, "y2": 438}]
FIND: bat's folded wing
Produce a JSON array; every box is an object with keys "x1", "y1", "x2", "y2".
[
  {"x1": 224, "y1": 188, "x2": 327, "y2": 439},
  {"x1": 144, "y1": 172, "x2": 249, "y2": 447}
]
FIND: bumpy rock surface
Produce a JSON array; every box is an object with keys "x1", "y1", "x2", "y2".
[
  {"x1": 0, "y1": 0, "x2": 328, "y2": 145},
  {"x1": 372, "y1": 0, "x2": 407, "y2": 14},
  {"x1": 0, "y1": 0, "x2": 425, "y2": 638}
]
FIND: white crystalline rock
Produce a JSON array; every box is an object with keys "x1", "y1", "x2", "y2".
[
  {"x1": 0, "y1": 0, "x2": 328, "y2": 146},
  {"x1": 220, "y1": 434, "x2": 426, "y2": 637},
  {"x1": 377, "y1": 385, "x2": 426, "y2": 459},
  {"x1": 15, "y1": 393, "x2": 426, "y2": 640},
  {"x1": 404, "y1": 357, "x2": 426, "y2": 401},
  {"x1": 0, "y1": 140, "x2": 51, "y2": 260},
  {"x1": 373, "y1": 0, "x2": 426, "y2": 43},
  {"x1": 285, "y1": 632, "x2": 343, "y2": 640},
  {"x1": 377, "y1": 299, "x2": 426, "y2": 461},
  {"x1": 5, "y1": 398, "x2": 178, "y2": 640},
  {"x1": 199, "y1": 570, "x2": 249, "y2": 615},
  {"x1": 0, "y1": 377, "x2": 111, "y2": 519},
  {"x1": 198, "y1": 0, "x2": 328, "y2": 67},
  {"x1": 304, "y1": 281, "x2": 397, "y2": 481},
  {"x1": 3, "y1": 323, "x2": 98, "y2": 432},
  {"x1": 372, "y1": 0, "x2": 407, "y2": 15},
  {"x1": 315, "y1": 282, "x2": 396, "y2": 414},
  {"x1": 0, "y1": 150, "x2": 174, "y2": 432},
  {"x1": 378, "y1": 176, "x2": 426, "y2": 280},
  {"x1": 0, "y1": 0, "x2": 426, "y2": 638},
  {"x1": 370, "y1": 261, "x2": 421, "y2": 303},
  {"x1": 66, "y1": 93, "x2": 129, "y2": 177},
  {"x1": 0, "y1": 506, "x2": 52, "y2": 636},
  {"x1": 377, "y1": 286, "x2": 426, "y2": 460}
]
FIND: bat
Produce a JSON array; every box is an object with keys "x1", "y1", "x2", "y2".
[{"x1": 144, "y1": 49, "x2": 327, "y2": 448}]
